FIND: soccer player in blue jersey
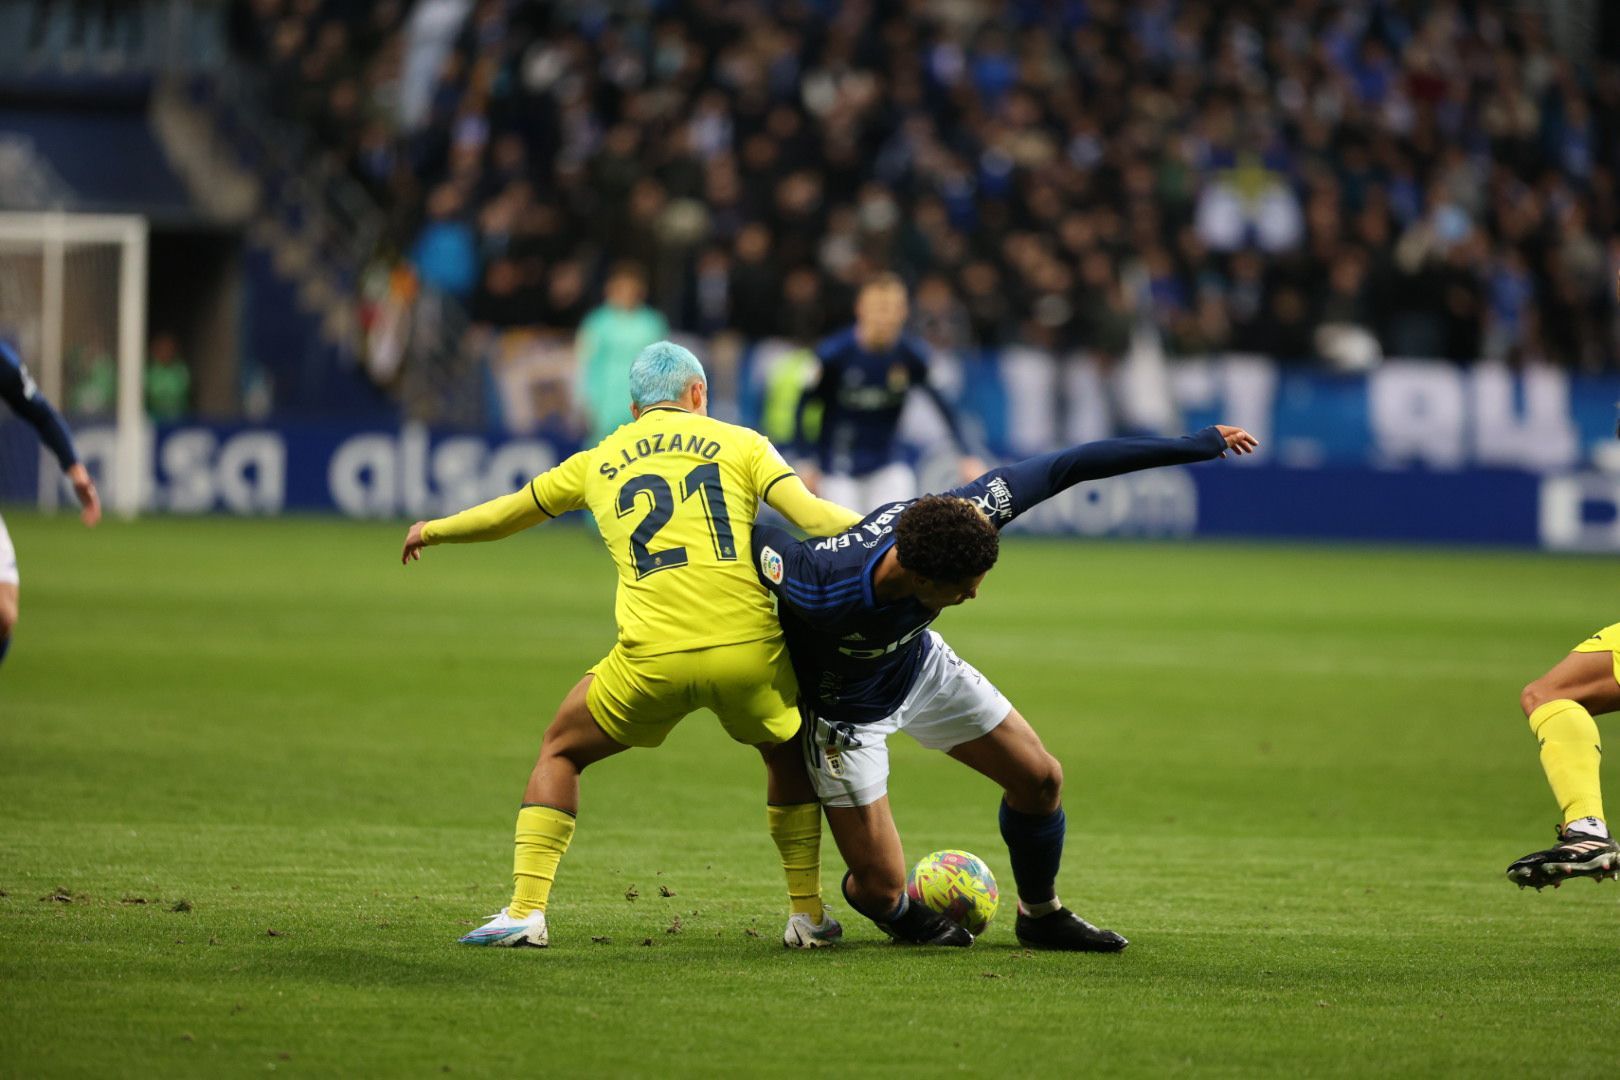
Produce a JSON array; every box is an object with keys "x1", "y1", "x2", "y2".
[
  {"x1": 0, "y1": 340, "x2": 100, "y2": 669},
  {"x1": 754, "y1": 424, "x2": 1258, "y2": 947},
  {"x1": 795, "y1": 274, "x2": 982, "y2": 511}
]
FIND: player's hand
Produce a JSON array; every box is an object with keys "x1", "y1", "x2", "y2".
[
  {"x1": 799, "y1": 465, "x2": 822, "y2": 496},
  {"x1": 401, "y1": 521, "x2": 429, "y2": 565},
  {"x1": 1214, "y1": 425, "x2": 1259, "y2": 457},
  {"x1": 67, "y1": 463, "x2": 100, "y2": 527},
  {"x1": 957, "y1": 455, "x2": 987, "y2": 483}
]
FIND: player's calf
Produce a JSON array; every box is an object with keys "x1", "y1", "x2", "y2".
[{"x1": 841, "y1": 872, "x2": 971, "y2": 946}]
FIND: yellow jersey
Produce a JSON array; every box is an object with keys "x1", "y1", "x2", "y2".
[{"x1": 527, "y1": 407, "x2": 813, "y2": 656}]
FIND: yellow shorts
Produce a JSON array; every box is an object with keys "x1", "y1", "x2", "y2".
[
  {"x1": 585, "y1": 635, "x2": 801, "y2": 749},
  {"x1": 1572, "y1": 623, "x2": 1620, "y2": 685}
]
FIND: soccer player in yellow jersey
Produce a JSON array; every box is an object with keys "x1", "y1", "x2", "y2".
[
  {"x1": 1507, "y1": 629, "x2": 1620, "y2": 886},
  {"x1": 1505, "y1": 271, "x2": 1620, "y2": 888},
  {"x1": 401, "y1": 342, "x2": 862, "y2": 947}
]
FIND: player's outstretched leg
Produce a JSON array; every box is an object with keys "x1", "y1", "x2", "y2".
[
  {"x1": 824, "y1": 798, "x2": 971, "y2": 946},
  {"x1": 948, "y1": 710, "x2": 1127, "y2": 952},
  {"x1": 461, "y1": 675, "x2": 629, "y2": 947},
  {"x1": 1508, "y1": 645, "x2": 1620, "y2": 889},
  {"x1": 757, "y1": 736, "x2": 841, "y2": 947}
]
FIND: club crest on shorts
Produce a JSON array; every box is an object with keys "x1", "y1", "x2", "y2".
[{"x1": 760, "y1": 545, "x2": 784, "y2": 584}]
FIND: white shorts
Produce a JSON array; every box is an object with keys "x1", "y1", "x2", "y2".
[
  {"x1": 801, "y1": 632, "x2": 1011, "y2": 807},
  {"x1": 0, "y1": 513, "x2": 15, "y2": 586},
  {"x1": 820, "y1": 462, "x2": 917, "y2": 515}
]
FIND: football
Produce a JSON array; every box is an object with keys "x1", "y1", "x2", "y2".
[{"x1": 907, "y1": 850, "x2": 1000, "y2": 936}]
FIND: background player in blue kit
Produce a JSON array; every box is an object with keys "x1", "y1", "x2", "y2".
[
  {"x1": 755, "y1": 424, "x2": 1258, "y2": 947},
  {"x1": 794, "y1": 274, "x2": 983, "y2": 511},
  {"x1": 0, "y1": 340, "x2": 100, "y2": 669}
]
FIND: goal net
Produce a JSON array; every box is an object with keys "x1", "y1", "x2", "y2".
[{"x1": 0, "y1": 212, "x2": 147, "y2": 517}]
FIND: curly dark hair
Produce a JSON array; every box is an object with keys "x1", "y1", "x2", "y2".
[{"x1": 894, "y1": 495, "x2": 1000, "y2": 583}]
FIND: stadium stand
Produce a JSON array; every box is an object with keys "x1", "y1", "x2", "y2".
[{"x1": 223, "y1": 0, "x2": 1620, "y2": 377}]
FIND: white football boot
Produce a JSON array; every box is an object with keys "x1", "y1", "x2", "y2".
[
  {"x1": 458, "y1": 907, "x2": 548, "y2": 947},
  {"x1": 782, "y1": 909, "x2": 843, "y2": 949}
]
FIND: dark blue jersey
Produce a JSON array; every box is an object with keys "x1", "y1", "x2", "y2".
[
  {"x1": 755, "y1": 427, "x2": 1229, "y2": 723},
  {"x1": 794, "y1": 328, "x2": 967, "y2": 477},
  {"x1": 0, "y1": 341, "x2": 78, "y2": 471}
]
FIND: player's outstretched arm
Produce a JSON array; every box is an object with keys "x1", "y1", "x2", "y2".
[
  {"x1": 955, "y1": 425, "x2": 1257, "y2": 526},
  {"x1": 67, "y1": 463, "x2": 100, "y2": 527},
  {"x1": 765, "y1": 474, "x2": 863, "y2": 536},
  {"x1": 403, "y1": 453, "x2": 590, "y2": 565},
  {"x1": 1, "y1": 341, "x2": 95, "y2": 524},
  {"x1": 400, "y1": 487, "x2": 549, "y2": 565}
]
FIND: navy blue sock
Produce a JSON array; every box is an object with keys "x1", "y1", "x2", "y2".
[
  {"x1": 841, "y1": 870, "x2": 906, "y2": 923},
  {"x1": 999, "y1": 799, "x2": 1065, "y2": 906},
  {"x1": 0, "y1": 634, "x2": 9, "y2": 669}
]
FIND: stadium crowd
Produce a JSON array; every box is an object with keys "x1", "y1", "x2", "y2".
[{"x1": 230, "y1": 0, "x2": 1620, "y2": 371}]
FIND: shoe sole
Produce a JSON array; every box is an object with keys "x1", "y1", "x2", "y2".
[
  {"x1": 782, "y1": 934, "x2": 841, "y2": 949},
  {"x1": 459, "y1": 931, "x2": 548, "y2": 947},
  {"x1": 1508, "y1": 852, "x2": 1620, "y2": 889},
  {"x1": 1015, "y1": 935, "x2": 1128, "y2": 953}
]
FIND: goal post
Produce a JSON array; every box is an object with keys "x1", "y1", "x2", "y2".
[{"x1": 0, "y1": 212, "x2": 148, "y2": 518}]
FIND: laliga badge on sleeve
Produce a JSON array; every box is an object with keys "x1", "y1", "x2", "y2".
[{"x1": 760, "y1": 545, "x2": 784, "y2": 584}]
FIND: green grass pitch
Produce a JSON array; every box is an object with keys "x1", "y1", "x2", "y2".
[{"x1": 4, "y1": 511, "x2": 1620, "y2": 1076}]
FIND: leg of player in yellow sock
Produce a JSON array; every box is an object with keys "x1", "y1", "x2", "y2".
[
  {"x1": 1528, "y1": 700, "x2": 1604, "y2": 826},
  {"x1": 461, "y1": 675, "x2": 629, "y2": 946},
  {"x1": 1507, "y1": 643, "x2": 1620, "y2": 887},
  {"x1": 758, "y1": 736, "x2": 840, "y2": 946},
  {"x1": 509, "y1": 805, "x2": 575, "y2": 919},
  {"x1": 766, "y1": 802, "x2": 823, "y2": 920}
]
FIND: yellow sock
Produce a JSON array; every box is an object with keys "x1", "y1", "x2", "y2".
[
  {"x1": 509, "y1": 804, "x2": 576, "y2": 919},
  {"x1": 1529, "y1": 699, "x2": 1606, "y2": 825},
  {"x1": 767, "y1": 802, "x2": 824, "y2": 921}
]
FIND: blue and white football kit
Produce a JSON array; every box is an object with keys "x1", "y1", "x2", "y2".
[
  {"x1": 795, "y1": 329, "x2": 969, "y2": 511},
  {"x1": 0, "y1": 341, "x2": 82, "y2": 586},
  {"x1": 755, "y1": 428, "x2": 1229, "y2": 807}
]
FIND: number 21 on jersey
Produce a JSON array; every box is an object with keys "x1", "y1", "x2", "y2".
[{"x1": 615, "y1": 462, "x2": 735, "y2": 578}]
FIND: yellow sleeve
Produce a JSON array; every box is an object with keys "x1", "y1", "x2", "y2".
[
  {"x1": 745, "y1": 431, "x2": 860, "y2": 535},
  {"x1": 422, "y1": 451, "x2": 590, "y2": 545},
  {"x1": 421, "y1": 488, "x2": 547, "y2": 544},
  {"x1": 529, "y1": 450, "x2": 591, "y2": 516},
  {"x1": 745, "y1": 430, "x2": 797, "y2": 494},
  {"x1": 764, "y1": 473, "x2": 863, "y2": 536}
]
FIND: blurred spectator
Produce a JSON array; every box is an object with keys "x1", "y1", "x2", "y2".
[
  {"x1": 243, "y1": 0, "x2": 1620, "y2": 373},
  {"x1": 410, "y1": 184, "x2": 478, "y2": 300},
  {"x1": 576, "y1": 263, "x2": 668, "y2": 441},
  {"x1": 144, "y1": 333, "x2": 191, "y2": 421},
  {"x1": 67, "y1": 343, "x2": 115, "y2": 417}
]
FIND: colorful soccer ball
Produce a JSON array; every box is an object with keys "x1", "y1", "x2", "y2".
[{"x1": 907, "y1": 849, "x2": 1000, "y2": 936}]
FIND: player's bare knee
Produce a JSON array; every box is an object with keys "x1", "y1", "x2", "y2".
[
  {"x1": 1008, "y1": 753, "x2": 1063, "y2": 813},
  {"x1": 1521, "y1": 679, "x2": 1558, "y2": 718},
  {"x1": 538, "y1": 719, "x2": 591, "y2": 770},
  {"x1": 1041, "y1": 754, "x2": 1064, "y2": 805},
  {"x1": 0, "y1": 597, "x2": 15, "y2": 639}
]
